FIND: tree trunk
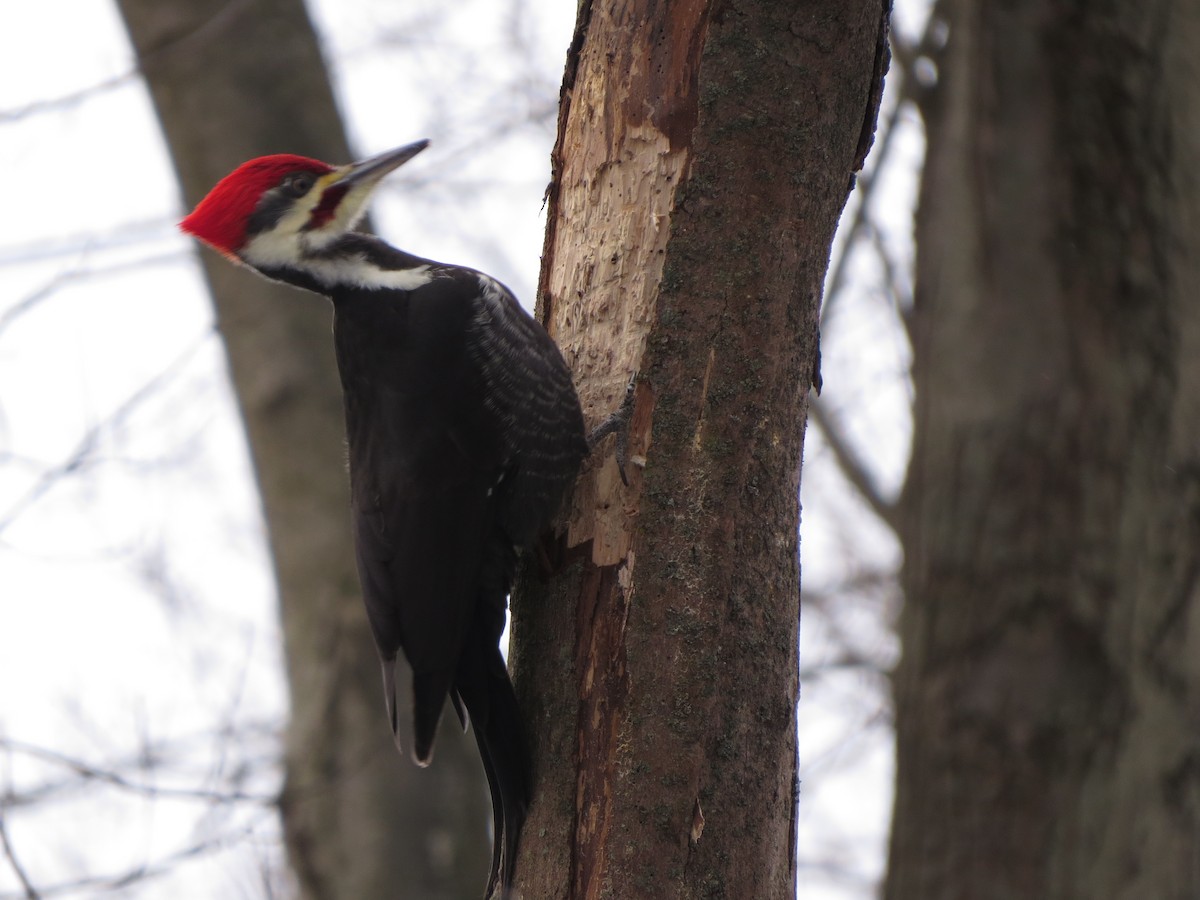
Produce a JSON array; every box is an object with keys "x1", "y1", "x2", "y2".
[
  {"x1": 511, "y1": 1, "x2": 890, "y2": 897},
  {"x1": 888, "y1": 1, "x2": 1200, "y2": 897},
  {"x1": 115, "y1": 1, "x2": 490, "y2": 896}
]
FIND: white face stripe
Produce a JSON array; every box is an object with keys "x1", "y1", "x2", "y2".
[
  {"x1": 241, "y1": 171, "x2": 363, "y2": 265},
  {"x1": 238, "y1": 172, "x2": 436, "y2": 292},
  {"x1": 302, "y1": 176, "x2": 376, "y2": 250},
  {"x1": 243, "y1": 230, "x2": 436, "y2": 291},
  {"x1": 241, "y1": 169, "x2": 359, "y2": 254}
]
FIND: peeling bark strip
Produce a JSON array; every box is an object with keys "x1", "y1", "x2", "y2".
[
  {"x1": 543, "y1": 0, "x2": 710, "y2": 568},
  {"x1": 514, "y1": 0, "x2": 890, "y2": 897},
  {"x1": 570, "y1": 563, "x2": 629, "y2": 897}
]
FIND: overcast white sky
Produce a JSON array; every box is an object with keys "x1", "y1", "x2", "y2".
[{"x1": 0, "y1": 2, "x2": 924, "y2": 896}]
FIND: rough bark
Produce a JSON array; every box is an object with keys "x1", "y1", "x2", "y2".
[
  {"x1": 115, "y1": 1, "x2": 490, "y2": 897},
  {"x1": 511, "y1": 1, "x2": 890, "y2": 897},
  {"x1": 888, "y1": 1, "x2": 1200, "y2": 898}
]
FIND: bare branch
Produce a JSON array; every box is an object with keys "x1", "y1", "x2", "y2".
[
  {"x1": 0, "y1": 819, "x2": 270, "y2": 899},
  {"x1": 0, "y1": 0, "x2": 249, "y2": 125},
  {"x1": 823, "y1": 4, "x2": 944, "y2": 326},
  {"x1": 0, "y1": 270, "x2": 78, "y2": 336},
  {"x1": 0, "y1": 811, "x2": 40, "y2": 900},
  {"x1": 799, "y1": 652, "x2": 890, "y2": 682},
  {"x1": 809, "y1": 397, "x2": 899, "y2": 533},
  {"x1": 0, "y1": 333, "x2": 211, "y2": 537},
  {"x1": 0, "y1": 72, "x2": 137, "y2": 125},
  {"x1": 820, "y1": 90, "x2": 904, "y2": 326},
  {"x1": 0, "y1": 737, "x2": 277, "y2": 808},
  {"x1": 0, "y1": 251, "x2": 188, "y2": 338},
  {"x1": 0, "y1": 219, "x2": 175, "y2": 267},
  {"x1": 864, "y1": 219, "x2": 914, "y2": 330}
]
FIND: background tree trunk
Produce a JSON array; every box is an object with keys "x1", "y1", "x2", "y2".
[
  {"x1": 888, "y1": 1, "x2": 1200, "y2": 897},
  {"x1": 115, "y1": 1, "x2": 490, "y2": 896},
  {"x1": 512, "y1": 1, "x2": 890, "y2": 896}
]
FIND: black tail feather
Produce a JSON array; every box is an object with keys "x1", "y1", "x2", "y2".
[
  {"x1": 475, "y1": 729, "x2": 506, "y2": 898},
  {"x1": 411, "y1": 670, "x2": 453, "y2": 766},
  {"x1": 381, "y1": 657, "x2": 403, "y2": 754},
  {"x1": 457, "y1": 643, "x2": 530, "y2": 898},
  {"x1": 451, "y1": 689, "x2": 470, "y2": 731}
]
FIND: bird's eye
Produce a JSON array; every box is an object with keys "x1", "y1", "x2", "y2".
[{"x1": 283, "y1": 173, "x2": 316, "y2": 197}]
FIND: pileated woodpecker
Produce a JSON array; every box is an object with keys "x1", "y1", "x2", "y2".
[{"x1": 181, "y1": 140, "x2": 587, "y2": 897}]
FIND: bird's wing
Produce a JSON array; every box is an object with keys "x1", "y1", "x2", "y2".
[
  {"x1": 466, "y1": 274, "x2": 588, "y2": 546},
  {"x1": 336, "y1": 268, "x2": 580, "y2": 892},
  {"x1": 352, "y1": 453, "x2": 494, "y2": 761},
  {"x1": 337, "y1": 273, "x2": 508, "y2": 760}
]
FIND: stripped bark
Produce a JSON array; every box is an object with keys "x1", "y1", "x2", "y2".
[{"x1": 512, "y1": 1, "x2": 891, "y2": 896}]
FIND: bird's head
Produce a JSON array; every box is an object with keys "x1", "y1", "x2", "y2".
[{"x1": 180, "y1": 139, "x2": 429, "y2": 270}]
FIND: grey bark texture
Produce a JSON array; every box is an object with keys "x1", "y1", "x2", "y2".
[
  {"x1": 511, "y1": 1, "x2": 891, "y2": 897},
  {"x1": 114, "y1": 0, "x2": 490, "y2": 896},
  {"x1": 888, "y1": 1, "x2": 1200, "y2": 897}
]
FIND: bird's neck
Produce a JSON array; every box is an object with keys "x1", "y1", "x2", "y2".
[{"x1": 251, "y1": 233, "x2": 437, "y2": 296}]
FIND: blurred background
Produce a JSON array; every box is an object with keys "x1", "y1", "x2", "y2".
[{"x1": 0, "y1": 1, "x2": 931, "y2": 896}]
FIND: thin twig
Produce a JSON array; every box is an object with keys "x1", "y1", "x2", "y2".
[
  {"x1": 809, "y1": 398, "x2": 899, "y2": 533},
  {"x1": 0, "y1": 251, "x2": 188, "y2": 337},
  {"x1": 0, "y1": 73, "x2": 136, "y2": 125},
  {"x1": 0, "y1": 333, "x2": 211, "y2": 536},
  {"x1": 0, "y1": 737, "x2": 276, "y2": 808},
  {"x1": 0, "y1": 818, "x2": 271, "y2": 899},
  {"x1": 821, "y1": 53, "x2": 906, "y2": 326},
  {"x1": 0, "y1": 811, "x2": 40, "y2": 899},
  {"x1": 0, "y1": 0, "x2": 249, "y2": 125}
]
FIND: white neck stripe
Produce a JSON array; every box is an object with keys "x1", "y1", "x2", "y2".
[{"x1": 304, "y1": 258, "x2": 435, "y2": 291}]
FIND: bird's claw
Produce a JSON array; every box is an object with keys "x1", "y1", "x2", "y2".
[{"x1": 587, "y1": 378, "x2": 637, "y2": 486}]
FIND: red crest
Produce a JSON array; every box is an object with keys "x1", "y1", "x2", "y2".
[{"x1": 180, "y1": 154, "x2": 335, "y2": 255}]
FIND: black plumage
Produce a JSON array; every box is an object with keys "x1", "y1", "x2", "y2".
[
  {"x1": 182, "y1": 144, "x2": 585, "y2": 897},
  {"x1": 274, "y1": 235, "x2": 585, "y2": 896}
]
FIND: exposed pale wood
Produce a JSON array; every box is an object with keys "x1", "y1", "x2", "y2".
[
  {"x1": 543, "y1": 18, "x2": 695, "y2": 565},
  {"x1": 514, "y1": 1, "x2": 891, "y2": 896}
]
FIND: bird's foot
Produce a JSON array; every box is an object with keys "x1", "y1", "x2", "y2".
[{"x1": 587, "y1": 377, "x2": 637, "y2": 486}]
